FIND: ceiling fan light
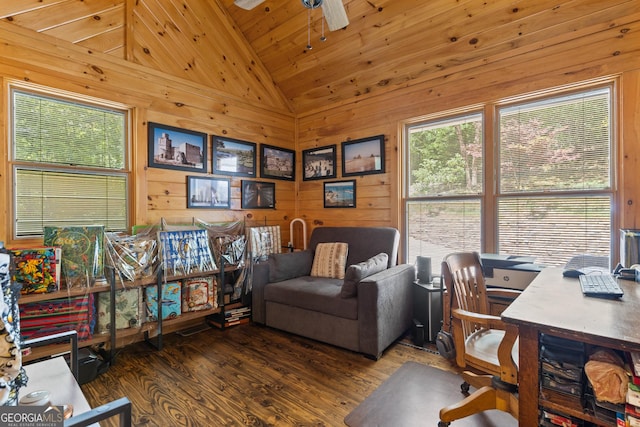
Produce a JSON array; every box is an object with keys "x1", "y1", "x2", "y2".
[
  {"x1": 322, "y1": 0, "x2": 349, "y2": 31},
  {"x1": 301, "y1": 0, "x2": 323, "y2": 9},
  {"x1": 234, "y1": 0, "x2": 266, "y2": 10}
]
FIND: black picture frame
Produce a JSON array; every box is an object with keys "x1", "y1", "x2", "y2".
[
  {"x1": 241, "y1": 180, "x2": 275, "y2": 209},
  {"x1": 260, "y1": 144, "x2": 295, "y2": 181},
  {"x1": 324, "y1": 180, "x2": 356, "y2": 208},
  {"x1": 302, "y1": 145, "x2": 337, "y2": 181},
  {"x1": 211, "y1": 136, "x2": 257, "y2": 177},
  {"x1": 341, "y1": 134, "x2": 385, "y2": 177},
  {"x1": 148, "y1": 122, "x2": 207, "y2": 172},
  {"x1": 187, "y1": 176, "x2": 230, "y2": 209}
]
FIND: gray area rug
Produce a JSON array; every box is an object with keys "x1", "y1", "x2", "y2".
[{"x1": 344, "y1": 361, "x2": 518, "y2": 427}]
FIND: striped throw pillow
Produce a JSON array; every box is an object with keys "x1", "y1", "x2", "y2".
[{"x1": 310, "y1": 242, "x2": 349, "y2": 279}]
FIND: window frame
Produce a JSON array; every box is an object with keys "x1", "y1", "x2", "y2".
[
  {"x1": 403, "y1": 78, "x2": 619, "y2": 266},
  {"x1": 7, "y1": 82, "x2": 132, "y2": 241}
]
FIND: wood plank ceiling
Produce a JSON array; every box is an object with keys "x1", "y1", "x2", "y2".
[{"x1": 1, "y1": 0, "x2": 639, "y2": 114}]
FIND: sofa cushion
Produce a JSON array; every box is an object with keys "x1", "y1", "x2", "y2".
[
  {"x1": 268, "y1": 250, "x2": 313, "y2": 283},
  {"x1": 264, "y1": 276, "x2": 357, "y2": 320},
  {"x1": 341, "y1": 252, "x2": 389, "y2": 298},
  {"x1": 310, "y1": 242, "x2": 348, "y2": 279}
]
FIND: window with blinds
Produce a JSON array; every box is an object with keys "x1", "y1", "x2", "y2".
[
  {"x1": 404, "y1": 83, "x2": 614, "y2": 267},
  {"x1": 496, "y1": 87, "x2": 613, "y2": 265},
  {"x1": 405, "y1": 113, "x2": 483, "y2": 264},
  {"x1": 11, "y1": 88, "x2": 129, "y2": 237}
]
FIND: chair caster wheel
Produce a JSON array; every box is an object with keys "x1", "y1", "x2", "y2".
[
  {"x1": 461, "y1": 381, "x2": 470, "y2": 393},
  {"x1": 438, "y1": 422, "x2": 450, "y2": 427}
]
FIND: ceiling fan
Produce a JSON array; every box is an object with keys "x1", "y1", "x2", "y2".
[{"x1": 233, "y1": 0, "x2": 349, "y2": 32}]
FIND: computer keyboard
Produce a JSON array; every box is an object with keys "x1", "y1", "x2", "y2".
[{"x1": 578, "y1": 274, "x2": 624, "y2": 298}]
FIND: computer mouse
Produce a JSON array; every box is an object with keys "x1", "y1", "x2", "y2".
[{"x1": 562, "y1": 269, "x2": 584, "y2": 278}]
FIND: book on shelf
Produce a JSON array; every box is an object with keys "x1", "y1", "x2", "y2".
[
  {"x1": 226, "y1": 315, "x2": 251, "y2": 321},
  {"x1": 628, "y1": 382, "x2": 640, "y2": 408},
  {"x1": 627, "y1": 352, "x2": 640, "y2": 387},
  {"x1": 207, "y1": 316, "x2": 249, "y2": 329},
  {"x1": 225, "y1": 307, "x2": 251, "y2": 316},
  {"x1": 631, "y1": 351, "x2": 640, "y2": 374},
  {"x1": 627, "y1": 403, "x2": 640, "y2": 427}
]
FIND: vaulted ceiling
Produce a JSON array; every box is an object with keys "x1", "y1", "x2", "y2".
[{"x1": 1, "y1": 0, "x2": 638, "y2": 114}]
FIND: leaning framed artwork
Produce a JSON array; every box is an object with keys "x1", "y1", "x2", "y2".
[
  {"x1": 187, "y1": 176, "x2": 230, "y2": 209},
  {"x1": 211, "y1": 136, "x2": 257, "y2": 177},
  {"x1": 241, "y1": 180, "x2": 276, "y2": 209},
  {"x1": 260, "y1": 144, "x2": 295, "y2": 181},
  {"x1": 302, "y1": 145, "x2": 337, "y2": 181},
  {"x1": 341, "y1": 135, "x2": 385, "y2": 177},
  {"x1": 324, "y1": 180, "x2": 356, "y2": 208},
  {"x1": 148, "y1": 122, "x2": 207, "y2": 172}
]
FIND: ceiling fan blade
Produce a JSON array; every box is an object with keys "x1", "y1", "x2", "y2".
[
  {"x1": 322, "y1": 0, "x2": 349, "y2": 31},
  {"x1": 233, "y1": 0, "x2": 265, "y2": 10}
]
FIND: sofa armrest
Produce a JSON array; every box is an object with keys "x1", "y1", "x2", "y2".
[
  {"x1": 357, "y1": 263, "x2": 415, "y2": 359},
  {"x1": 251, "y1": 261, "x2": 270, "y2": 324}
]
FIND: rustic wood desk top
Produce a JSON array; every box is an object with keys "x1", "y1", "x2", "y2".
[
  {"x1": 502, "y1": 267, "x2": 640, "y2": 350},
  {"x1": 501, "y1": 267, "x2": 640, "y2": 425}
]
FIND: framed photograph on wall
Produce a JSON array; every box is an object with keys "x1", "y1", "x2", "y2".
[
  {"x1": 324, "y1": 180, "x2": 356, "y2": 208},
  {"x1": 260, "y1": 144, "x2": 295, "y2": 181},
  {"x1": 187, "y1": 176, "x2": 230, "y2": 209},
  {"x1": 302, "y1": 145, "x2": 337, "y2": 181},
  {"x1": 241, "y1": 180, "x2": 275, "y2": 209},
  {"x1": 341, "y1": 135, "x2": 385, "y2": 177},
  {"x1": 148, "y1": 122, "x2": 207, "y2": 172},
  {"x1": 211, "y1": 136, "x2": 257, "y2": 177}
]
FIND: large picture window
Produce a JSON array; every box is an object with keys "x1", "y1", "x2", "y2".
[
  {"x1": 405, "y1": 83, "x2": 614, "y2": 267},
  {"x1": 11, "y1": 87, "x2": 129, "y2": 237},
  {"x1": 405, "y1": 113, "x2": 483, "y2": 264}
]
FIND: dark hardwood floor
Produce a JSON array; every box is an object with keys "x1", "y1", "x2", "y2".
[{"x1": 80, "y1": 323, "x2": 457, "y2": 426}]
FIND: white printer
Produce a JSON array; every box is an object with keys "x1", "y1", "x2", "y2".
[{"x1": 480, "y1": 253, "x2": 545, "y2": 290}]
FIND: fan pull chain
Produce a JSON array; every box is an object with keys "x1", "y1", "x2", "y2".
[
  {"x1": 307, "y1": 7, "x2": 312, "y2": 49},
  {"x1": 320, "y1": 8, "x2": 326, "y2": 42}
]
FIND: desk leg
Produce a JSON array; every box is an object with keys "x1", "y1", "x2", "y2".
[{"x1": 518, "y1": 325, "x2": 539, "y2": 425}]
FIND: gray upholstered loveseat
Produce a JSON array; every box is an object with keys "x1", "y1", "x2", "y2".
[{"x1": 252, "y1": 226, "x2": 415, "y2": 359}]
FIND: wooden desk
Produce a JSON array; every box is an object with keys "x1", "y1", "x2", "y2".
[
  {"x1": 21, "y1": 357, "x2": 92, "y2": 417},
  {"x1": 501, "y1": 267, "x2": 640, "y2": 425}
]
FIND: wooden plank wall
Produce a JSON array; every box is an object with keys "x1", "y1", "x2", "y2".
[
  {"x1": 0, "y1": 1, "x2": 638, "y2": 261},
  {"x1": 296, "y1": 7, "x2": 640, "y2": 259},
  {"x1": 0, "y1": 21, "x2": 296, "y2": 248}
]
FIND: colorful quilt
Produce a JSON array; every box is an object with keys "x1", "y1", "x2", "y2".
[
  {"x1": 96, "y1": 288, "x2": 142, "y2": 333},
  {"x1": 249, "y1": 226, "x2": 281, "y2": 261},
  {"x1": 181, "y1": 276, "x2": 217, "y2": 312},
  {"x1": 157, "y1": 229, "x2": 216, "y2": 276},
  {"x1": 11, "y1": 247, "x2": 61, "y2": 294},
  {"x1": 20, "y1": 294, "x2": 95, "y2": 341},
  {"x1": 145, "y1": 282, "x2": 181, "y2": 321},
  {"x1": 43, "y1": 226, "x2": 105, "y2": 288}
]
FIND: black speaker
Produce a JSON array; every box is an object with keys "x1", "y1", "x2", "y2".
[{"x1": 416, "y1": 256, "x2": 432, "y2": 283}]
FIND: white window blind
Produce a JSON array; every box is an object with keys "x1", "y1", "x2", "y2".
[
  {"x1": 404, "y1": 83, "x2": 614, "y2": 267},
  {"x1": 496, "y1": 87, "x2": 613, "y2": 265},
  {"x1": 405, "y1": 113, "x2": 483, "y2": 263},
  {"x1": 11, "y1": 88, "x2": 128, "y2": 237}
]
